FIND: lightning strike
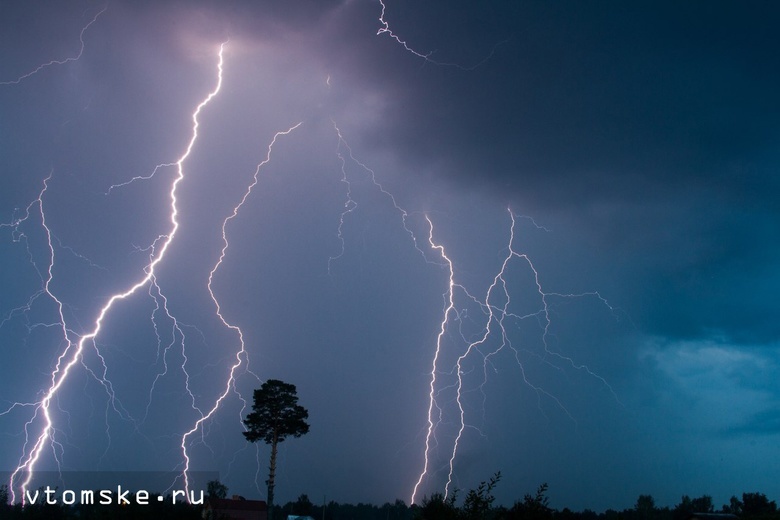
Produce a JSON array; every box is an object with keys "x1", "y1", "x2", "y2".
[
  {"x1": 5, "y1": 42, "x2": 226, "y2": 504},
  {"x1": 1, "y1": 3, "x2": 625, "y2": 508},
  {"x1": 179, "y1": 121, "x2": 302, "y2": 495},
  {"x1": 311, "y1": 121, "x2": 619, "y2": 504},
  {"x1": 410, "y1": 215, "x2": 457, "y2": 505},
  {"x1": 411, "y1": 209, "x2": 619, "y2": 504}
]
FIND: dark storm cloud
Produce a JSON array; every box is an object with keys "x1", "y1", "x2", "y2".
[
  {"x1": 298, "y1": 1, "x2": 780, "y2": 347},
  {"x1": 729, "y1": 408, "x2": 780, "y2": 436},
  {"x1": 352, "y1": 2, "x2": 780, "y2": 202}
]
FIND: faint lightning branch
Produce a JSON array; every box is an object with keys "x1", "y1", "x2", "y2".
[
  {"x1": 0, "y1": 203, "x2": 47, "y2": 331},
  {"x1": 6, "y1": 42, "x2": 226, "y2": 504},
  {"x1": 179, "y1": 122, "x2": 302, "y2": 495},
  {"x1": 52, "y1": 235, "x2": 108, "y2": 271},
  {"x1": 329, "y1": 125, "x2": 359, "y2": 271},
  {"x1": 497, "y1": 213, "x2": 621, "y2": 405},
  {"x1": 329, "y1": 121, "x2": 429, "y2": 271},
  {"x1": 2, "y1": 173, "x2": 75, "y2": 504},
  {"x1": 376, "y1": 0, "x2": 507, "y2": 70},
  {"x1": 105, "y1": 162, "x2": 177, "y2": 195},
  {"x1": 141, "y1": 275, "x2": 202, "y2": 425},
  {"x1": 0, "y1": 6, "x2": 107, "y2": 86},
  {"x1": 376, "y1": 0, "x2": 434, "y2": 61}
]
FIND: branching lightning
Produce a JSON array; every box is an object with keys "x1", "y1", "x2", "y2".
[
  {"x1": 1, "y1": 1, "x2": 623, "y2": 508},
  {"x1": 324, "y1": 124, "x2": 619, "y2": 504},
  {"x1": 409, "y1": 215, "x2": 457, "y2": 504},
  {"x1": 3, "y1": 42, "x2": 226, "y2": 504},
  {"x1": 330, "y1": 121, "x2": 428, "y2": 272},
  {"x1": 409, "y1": 209, "x2": 620, "y2": 504},
  {"x1": 179, "y1": 121, "x2": 302, "y2": 494}
]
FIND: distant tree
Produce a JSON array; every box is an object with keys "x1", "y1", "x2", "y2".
[
  {"x1": 580, "y1": 508, "x2": 599, "y2": 520},
  {"x1": 207, "y1": 479, "x2": 228, "y2": 500},
  {"x1": 672, "y1": 494, "x2": 717, "y2": 520},
  {"x1": 462, "y1": 472, "x2": 501, "y2": 520},
  {"x1": 556, "y1": 507, "x2": 577, "y2": 520},
  {"x1": 741, "y1": 492, "x2": 777, "y2": 518},
  {"x1": 636, "y1": 494, "x2": 657, "y2": 520},
  {"x1": 243, "y1": 379, "x2": 310, "y2": 520},
  {"x1": 293, "y1": 494, "x2": 314, "y2": 516},
  {"x1": 508, "y1": 483, "x2": 553, "y2": 520},
  {"x1": 416, "y1": 492, "x2": 459, "y2": 520},
  {"x1": 724, "y1": 495, "x2": 743, "y2": 515},
  {"x1": 673, "y1": 495, "x2": 694, "y2": 520},
  {"x1": 690, "y1": 496, "x2": 714, "y2": 514},
  {"x1": 381, "y1": 499, "x2": 411, "y2": 520}
]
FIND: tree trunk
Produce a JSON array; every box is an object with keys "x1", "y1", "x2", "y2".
[{"x1": 268, "y1": 432, "x2": 278, "y2": 520}]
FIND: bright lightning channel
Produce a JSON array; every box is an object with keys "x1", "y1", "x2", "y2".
[
  {"x1": 0, "y1": 2, "x2": 618, "y2": 507},
  {"x1": 178, "y1": 121, "x2": 302, "y2": 495},
  {"x1": 5, "y1": 42, "x2": 226, "y2": 504},
  {"x1": 321, "y1": 127, "x2": 608, "y2": 505},
  {"x1": 409, "y1": 215, "x2": 457, "y2": 505},
  {"x1": 410, "y1": 209, "x2": 620, "y2": 504}
]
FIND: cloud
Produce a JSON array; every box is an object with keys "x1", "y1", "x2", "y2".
[{"x1": 641, "y1": 338, "x2": 780, "y2": 432}]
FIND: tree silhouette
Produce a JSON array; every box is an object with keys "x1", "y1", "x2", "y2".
[
  {"x1": 636, "y1": 494, "x2": 657, "y2": 520},
  {"x1": 508, "y1": 483, "x2": 552, "y2": 520},
  {"x1": 742, "y1": 492, "x2": 777, "y2": 518},
  {"x1": 417, "y1": 492, "x2": 459, "y2": 520},
  {"x1": 462, "y1": 472, "x2": 501, "y2": 520},
  {"x1": 293, "y1": 494, "x2": 314, "y2": 516},
  {"x1": 243, "y1": 379, "x2": 310, "y2": 520},
  {"x1": 207, "y1": 479, "x2": 228, "y2": 500}
]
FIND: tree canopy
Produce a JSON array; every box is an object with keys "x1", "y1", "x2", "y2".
[{"x1": 243, "y1": 379, "x2": 310, "y2": 444}]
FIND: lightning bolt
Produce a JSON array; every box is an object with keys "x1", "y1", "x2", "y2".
[
  {"x1": 4, "y1": 41, "x2": 226, "y2": 504},
  {"x1": 1, "y1": 3, "x2": 622, "y2": 508},
  {"x1": 1, "y1": 174, "x2": 71, "y2": 503},
  {"x1": 375, "y1": 6, "x2": 621, "y2": 499},
  {"x1": 320, "y1": 122, "x2": 620, "y2": 504},
  {"x1": 410, "y1": 215, "x2": 457, "y2": 504},
  {"x1": 410, "y1": 209, "x2": 621, "y2": 504},
  {"x1": 178, "y1": 121, "x2": 302, "y2": 495}
]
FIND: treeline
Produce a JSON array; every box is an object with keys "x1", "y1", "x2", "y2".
[
  {"x1": 277, "y1": 474, "x2": 780, "y2": 520},
  {"x1": 3, "y1": 477, "x2": 780, "y2": 520}
]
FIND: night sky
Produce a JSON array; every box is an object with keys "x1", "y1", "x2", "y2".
[{"x1": 2, "y1": 0, "x2": 779, "y2": 512}]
